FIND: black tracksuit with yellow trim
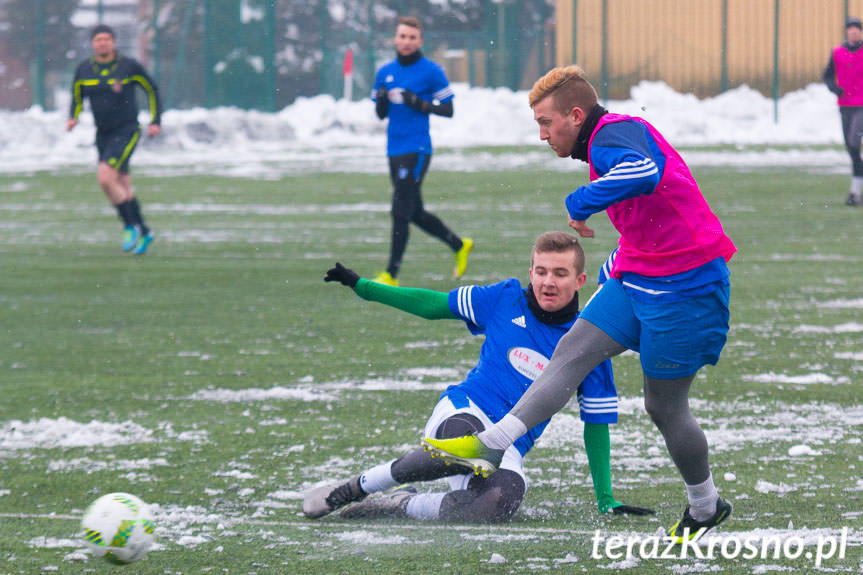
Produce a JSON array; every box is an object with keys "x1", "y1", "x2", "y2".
[{"x1": 69, "y1": 55, "x2": 162, "y2": 132}]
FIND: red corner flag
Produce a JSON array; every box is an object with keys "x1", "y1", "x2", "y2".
[
  {"x1": 342, "y1": 49, "x2": 354, "y2": 101},
  {"x1": 343, "y1": 49, "x2": 354, "y2": 75}
]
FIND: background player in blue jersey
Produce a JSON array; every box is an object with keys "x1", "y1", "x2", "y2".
[
  {"x1": 67, "y1": 24, "x2": 161, "y2": 255},
  {"x1": 370, "y1": 16, "x2": 472, "y2": 286},
  {"x1": 302, "y1": 232, "x2": 652, "y2": 522}
]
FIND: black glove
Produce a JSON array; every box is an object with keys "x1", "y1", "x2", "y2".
[
  {"x1": 402, "y1": 89, "x2": 431, "y2": 114},
  {"x1": 611, "y1": 504, "x2": 656, "y2": 516},
  {"x1": 324, "y1": 262, "x2": 360, "y2": 288},
  {"x1": 375, "y1": 86, "x2": 390, "y2": 119}
]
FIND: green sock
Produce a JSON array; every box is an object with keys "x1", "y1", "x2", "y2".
[{"x1": 583, "y1": 422, "x2": 619, "y2": 514}]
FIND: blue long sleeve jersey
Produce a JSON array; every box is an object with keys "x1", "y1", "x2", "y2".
[
  {"x1": 565, "y1": 119, "x2": 663, "y2": 221},
  {"x1": 447, "y1": 279, "x2": 614, "y2": 456},
  {"x1": 372, "y1": 56, "x2": 454, "y2": 156},
  {"x1": 352, "y1": 276, "x2": 617, "y2": 457}
]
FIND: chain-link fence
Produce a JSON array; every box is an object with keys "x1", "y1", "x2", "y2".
[
  {"x1": 557, "y1": 0, "x2": 863, "y2": 103},
  {"x1": 0, "y1": 0, "x2": 857, "y2": 113},
  {"x1": 1, "y1": 0, "x2": 554, "y2": 112}
]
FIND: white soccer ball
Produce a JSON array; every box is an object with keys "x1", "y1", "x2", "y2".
[{"x1": 81, "y1": 492, "x2": 155, "y2": 564}]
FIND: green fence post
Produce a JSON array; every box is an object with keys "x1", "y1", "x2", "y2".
[
  {"x1": 572, "y1": 0, "x2": 578, "y2": 64},
  {"x1": 537, "y1": 24, "x2": 545, "y2": 76},
  {"x1": 484, "y1": 0, "x2": 496, "y2": 87},
  {"x1": 508, "y1": 0, "x2": 519, "y2": 89},
  {"x1": 152, "y1": 0, "x2": 160, "y2": 81},
  {"x1": 234, "y1": 0, "x2": 243, "y2": 107},
  {"x1": 168, "y1": 0, "x2": 196, "y2": 109},
  {"x1": 266, "y1": 0, "x2": 276, "y2": 111},
  {"x1": 320, "y1": 0, "x2": 330, "y2": 96},
  {"x1": 204, "y1": 0, "x2": 213, "y2": 108},
  {"x1": 773, "y1": 0, "x2": 779, "y2": 123},
  {"x1": 601, "y1": 0, "x2": 608, "y2": 103},
  {"x1": 468, "y1": 34, "x2": 476, "y2": 86},
  {"x1": 720, "y1": 0, "x2": 728, "y2": 93},
  {"x1": 497, "y1": 2, "x2": 506, "y2": 88},
  {"x1": 366, "y1": 0, "x2": 375, "y2": 101},
  {"x1": 34, "y1": 0, "x2": 45, "y2": 109}
]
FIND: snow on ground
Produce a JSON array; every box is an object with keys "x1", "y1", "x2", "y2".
[
  {"x1": 0, "y1": 417, "x2": 208, "y2": 454},
  {"x1": 740, "y1": 373, "x2": 850, "y2": 385},
  {"x1": 0, "y1": 418, "x2": 156, "y2": 450},
  {"x1": 0, "y1": 81, "x2": 850, "y2": 177},
  {"x1": 4, "y1": 80, "x2": 861, "y2": 570}
]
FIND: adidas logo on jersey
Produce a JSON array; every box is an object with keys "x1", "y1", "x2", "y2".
[{"x1": 511, "y1": 315, "x2": 526, "y2": 328}]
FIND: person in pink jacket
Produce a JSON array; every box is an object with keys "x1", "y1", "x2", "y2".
[
  {"x1": 423, "y1": 65, "x2": 737, "y2": 544},
  {"x1": 824, "y1": 17, "x2": 863, "y2": 206}
]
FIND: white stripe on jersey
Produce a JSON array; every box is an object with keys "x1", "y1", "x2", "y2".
[
  {"x1": 457, "y1": 285, "x2": 476, "y2": 325},
  {"x1": 621, "y1": 280, "x2": 672, "y2": 295},
  {"x1": 599, "y1": 249, "x2": 617, "y2": 284},
  {"x1": 584, "y1": 282, "x2": 604, "y2": 308},
  {"x1": 605, "y1": 158, "x2": 655, "y2": 173},
  {"x1": 594, "y1": 158, "x2": 658, "y2": 184},
  {"x1": 433, "y1": 86, "x2": 454, "y2": 101}
]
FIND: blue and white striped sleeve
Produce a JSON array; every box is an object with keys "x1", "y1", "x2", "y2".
[
  {"x1": 565, "y1": 121, "x2": 663, "y2": 221},
  {"x1": 597, "y1": 248, "x2": 618, "y2": 285},
  {"x1": 447, "y1": 280, "x2": 510, "y2": 334},
  {"x1": 453, "y1": 285, "x2": 479, "y2": 326},
  {"x1": 429, "y1": 63, "x2": 454, "y2": 103}
]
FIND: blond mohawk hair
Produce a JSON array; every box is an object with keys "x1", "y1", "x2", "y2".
[{"x1": 529, "y1": 65, "x2": 598, "y2": 115}]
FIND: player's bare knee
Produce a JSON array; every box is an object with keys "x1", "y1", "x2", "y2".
[
  {"x1": 97, "y1": 172, "x2": 112, "y2": 188},
  {"x1": 97, "y1": 164, "x2": 118, "y2": 187}
]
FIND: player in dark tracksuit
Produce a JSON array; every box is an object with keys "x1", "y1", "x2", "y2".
[
  {"x1": 823, "y1": 17, "x2": 863, "y2": 206},
  {"x1": 67, "y1": 24, "x2": 162, "y2": 254}
]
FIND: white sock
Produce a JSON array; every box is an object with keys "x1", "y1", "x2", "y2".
[
  {"x1": 405, "y1": 493, "x2": 445, "y2": 520},
  {"x1": 851, "y1": 176, "x2": 863, "y2": 196},
  {"x1": 685, "y1": 473, "x2": 719, "y2": 522},
  {"x1": 359, "y1": 460, "x2": 398, "y2": 494},
  {"x1": 477, "y1": 414, "x2": 528, "y2": 450}
]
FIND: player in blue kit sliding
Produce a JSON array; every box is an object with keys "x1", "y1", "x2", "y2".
[
  {"x1": 371, "y1": 16, "x2": 472, "y2": 286},
  {"x1": 302, "y1": 232, "x2": 652, "y2": 522}
]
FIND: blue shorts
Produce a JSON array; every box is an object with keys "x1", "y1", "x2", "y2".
[
  {"x1": 576, "y1": 360, "x2": 617, "y2": 424},
  {"x1": 581, "y1": 278, "x2": 730, "y2": 379}
]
